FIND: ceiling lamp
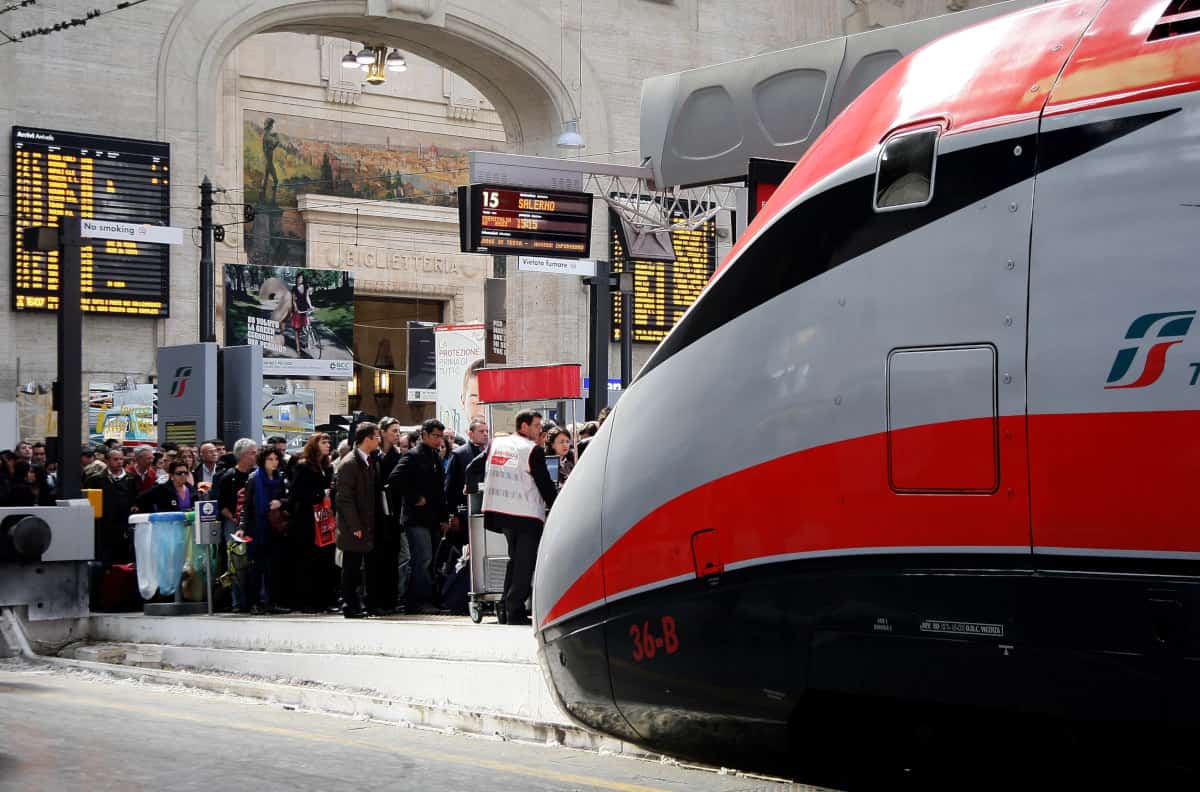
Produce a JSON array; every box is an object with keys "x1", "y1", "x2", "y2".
[
  {"x1": 364, "y1": 47, "x2": 388, "y2": 85},
  {"x1": 344, "y1": 44, "x2": 407, "y2": 85},
  {"x1": 556, "y1": 119, "x2": 585, "y2": 149}
]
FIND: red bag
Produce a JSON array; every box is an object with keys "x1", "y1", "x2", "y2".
[
  {"x1": 96, "y1": 563, "x2": 140, "y2": 611},
  {"x1": 313, "y1": 495, "x2": 335, "y2": 547}
]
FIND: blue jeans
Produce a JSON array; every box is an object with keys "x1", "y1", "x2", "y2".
[{"x1": 405, "y1": 524, "x2": 434, "y2": 609}]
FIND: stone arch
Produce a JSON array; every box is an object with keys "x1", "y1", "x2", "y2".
[{"x1": 156, "y1": 0, "x2": 611, "y2": 181}]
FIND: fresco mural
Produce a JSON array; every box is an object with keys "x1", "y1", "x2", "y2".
[{"x1": 243, "y1": 110, "x2": 496, "y2": 268}]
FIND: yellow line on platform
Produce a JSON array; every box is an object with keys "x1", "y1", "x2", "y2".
[{"x1": 36, "y1": 691, "x2": 671, "y2": 792}]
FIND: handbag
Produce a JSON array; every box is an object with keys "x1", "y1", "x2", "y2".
[
  {"x1": 313, "y1": 495, "x2": 336, "y2": 548},
  {"x1": 267, "y1": 505, "x2": 290, "y2": 534}
]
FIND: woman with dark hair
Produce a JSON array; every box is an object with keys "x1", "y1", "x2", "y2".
[
  {"x1": 289, "y1": 272, "x2": 315, "y2": 357},
  {"x1": 5, "y1": 461, "x2": 48, "y2": 506},
  {"x1": 543, "y1": 426, "x2": 574, "y2": 488},
  {"x1": 136, "y1": 459, "x2": 197, "y2": 513},
  {"x1": 176, "y1": 446, "x2": 197, "y2": 488},
  {"x1": 236, "y1": 446, "x2": 291, "y2": 614},
  {"x1": 287, "y1": 432, "x2": 335, "y2": 613}
]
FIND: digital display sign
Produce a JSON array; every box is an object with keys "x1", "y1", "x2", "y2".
[
  {"x1": 610, "y1": 209, "x2": 717, "y2": 344},
  {"x1": 458, "y1": 184, "x2": 593, "y2": 258},
  {"x1": 12, "y1": 126, "x2": 171, "y2": 315},
  {"x1": 747, "y1": 157, "x2": 794, "y2": 224}
]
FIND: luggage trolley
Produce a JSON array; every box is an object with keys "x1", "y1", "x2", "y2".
[{"x1": 467, "y1": 363, "x2": 582, "y2": 624}]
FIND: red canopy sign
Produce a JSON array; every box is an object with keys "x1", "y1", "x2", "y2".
[{"x1": 477, "y1": 363, "x2": 582, "y2": 404}]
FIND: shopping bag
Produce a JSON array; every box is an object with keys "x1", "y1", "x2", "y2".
[{"x1": 313, "y1": 495, "x2": 336, "y2": 548}]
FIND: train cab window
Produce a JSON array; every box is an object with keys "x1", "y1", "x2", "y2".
[{"x1": 874, "y1": 128, "x2": 938, "y2": 211}]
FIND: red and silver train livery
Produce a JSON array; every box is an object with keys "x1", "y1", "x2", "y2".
[{"x1": 534, "y1": 0, "x2": 1200, "y2": 776}]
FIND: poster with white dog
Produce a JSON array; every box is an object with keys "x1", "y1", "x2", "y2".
[{"x1": 224, "y1": 263, "x2": 354, "y2": 378}]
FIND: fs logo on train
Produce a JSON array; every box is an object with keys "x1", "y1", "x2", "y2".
[{"x1": 1105, "y1": 310, "x2": 1198, "y2": 389}]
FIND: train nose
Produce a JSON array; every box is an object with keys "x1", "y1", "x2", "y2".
[{"x1": 533, "y1": 418, "x2": 640, "y2": 741}]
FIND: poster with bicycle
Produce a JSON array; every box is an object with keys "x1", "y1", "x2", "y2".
[{"x1": 224, "y1": 263, "x2": 354, "y2": 378}]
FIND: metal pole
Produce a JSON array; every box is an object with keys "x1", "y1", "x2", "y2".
[
  {"x1": 199, "y1": 176, "x2": 215, "y2": 343},
  {"x1": 620, "y1": 282, "x2": 632, "y2": 390},
  {"x1": 206, "y1": 544, "x2": 214, "y2": 616},
  {"x1": 585, "y1": 261, "x2": 610, "y2": 421},
  {"x1": 58, "y1": 218, "x2": 83, "y2": 501}
]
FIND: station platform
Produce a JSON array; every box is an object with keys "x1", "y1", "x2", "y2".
[{"x1": 47, "y1": 611, "x2": 629, "y2": 754}]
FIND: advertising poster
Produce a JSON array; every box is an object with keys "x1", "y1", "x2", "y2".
[
  {"x1": 89, "y1": 383, "x2": 158, "y2": 446},
  {"x1": 484, "y1": 277, "x2": 507, "y2": 365},
  {"x1": 261, "y1": 386, "x2": 317, "y2": 454},
  {"x1": 434, "y1": 324, "x2": 485, "y2": 436},
  {"x1": 224, "y1": 263, "x2": 354, "y2": 379},
  {"x1": 406, "y1": 321, "x2": 437, "y2": 402}
]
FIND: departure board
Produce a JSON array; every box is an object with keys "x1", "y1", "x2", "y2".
[
  {"x1": 12, "y1": 127, "x2": 171, "y2": 315},
  {"x1": 610, "y1": 209, "x2": 716, "y2": 343},
  {"x1": 459, "y1": 184, "x2": 593, "y2": 257}
]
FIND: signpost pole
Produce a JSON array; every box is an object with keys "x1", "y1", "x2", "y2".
[
  {"x1": 584, "y1": 261, "x2": 611, "y2": 420},
  {"x1": 619, "y1": 275, "x2": 633, "y2": 390},
  {"x1": 206, "y1": 544, "x2": 214, "y2": 616},
  {"x1": 199, "y1": 177, "x2": 215, "y2": 343},
  {"x1": 57, "y1": 218, "x2": 84, "y2": 500}
]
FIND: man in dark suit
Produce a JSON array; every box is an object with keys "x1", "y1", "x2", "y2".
[
  {"x1": 335, "y1": 422, "x2": 379, "y2": 619},
  {"x1": 370, "y1": 417, "x2": 406, "y2": 614},
  {"x1": 444, "y1": 418, "x2": 489, "y2": 547},
  {"x1": 387, "y1": 418, "x2": 450, "y2": 614},
  {"x1": 84, "y1": 446, "x2": 139, "y2": 564}
]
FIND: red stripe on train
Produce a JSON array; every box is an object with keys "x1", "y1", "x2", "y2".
[
  {"x1": 1028, "y1": 410, "x2": 1200, "y2": 553},
  {"x1": 541, "y1": 410, "x2": 1200, "y2": 627}
]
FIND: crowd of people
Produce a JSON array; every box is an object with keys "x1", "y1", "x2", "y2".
[{"x1": 0, "y1": 407, "x2": 607, "y2": 623}]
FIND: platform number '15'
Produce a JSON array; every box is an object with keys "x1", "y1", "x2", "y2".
[
  {"x1": 630, "y1": 616, "x2": 679, "y2": 662},
  {"x1": 482, "y1": 190, "x2": 500, "y2": 208}
]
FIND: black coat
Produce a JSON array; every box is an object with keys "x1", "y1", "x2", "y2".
[
  {"x1": 287, "y1": 461, "x2": 331, "y2": 540},
  {"x1": 387, "y1": 443, "x2": 449, "y2": 528},
  {"x1": 136, "y1": 481, "x2": 197, "y2": 514},
  {"x1": 84, "y1": 470, "x2": 139, "y2": 561},
  {"x1": 375, "y1": 447, "x2": 404, "y2": 540},
  {"x1": 445, "y1": 441, "x2": 484, "y2": 515}
]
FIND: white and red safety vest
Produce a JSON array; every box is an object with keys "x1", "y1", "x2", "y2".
[{"x1": 481, "y1": 433, "x2": 547, "y2": 521}]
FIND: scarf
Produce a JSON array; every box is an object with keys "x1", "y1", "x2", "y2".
[{"x1": 253, "y1": 468, "x2": 282, "y2": 529}]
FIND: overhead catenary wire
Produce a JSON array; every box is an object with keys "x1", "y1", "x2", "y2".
[{"x1": 0, "y1": 0, "x2": 153, "y2": 46}]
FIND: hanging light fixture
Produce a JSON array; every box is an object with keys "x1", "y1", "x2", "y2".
[
  {"x1": 556, "y1": 119, "x2": 585, "y2": 149},
  {"x1": 344, "y1": 44, "x2": 407, "y2": 85},
  {"x1": 364, "y1": 46, "x2": 388, "y2": 85},
  {"x1": 346, "y1": 371, "x2": 359, "y2": 398}
]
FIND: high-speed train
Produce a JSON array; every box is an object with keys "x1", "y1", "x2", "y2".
[{"x1": 533, "y1": 0, "x2": 1200, "y2": 777}]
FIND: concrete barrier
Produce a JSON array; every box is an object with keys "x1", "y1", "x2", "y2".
[
  {"x1": 79, "y1": 613, "x2": 614, "y2": 750},
  {"x1": 89, "y1": 614, "x2": 535, "y2": 663}
]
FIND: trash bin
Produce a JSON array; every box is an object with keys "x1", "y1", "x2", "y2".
[
  {"x1": 129, "y1": 513, "x2": 156, "y2": 599},
  {"x1": 149, "y1": 512, "x2": 188, "y2": 597},
  {"x1": 130, "y1": 511, "x2": 189, "y2": 599}
]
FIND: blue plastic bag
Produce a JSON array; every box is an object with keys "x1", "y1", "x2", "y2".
[{"x1": 148, "y1": 512, "x2": 188, "y2": 596}]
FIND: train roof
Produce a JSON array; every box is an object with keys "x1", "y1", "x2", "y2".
[{"x1": 721, "y1": 0, "x2": 1200, "y2": 279}]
